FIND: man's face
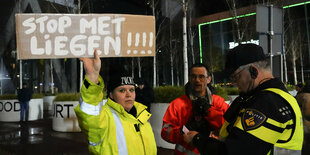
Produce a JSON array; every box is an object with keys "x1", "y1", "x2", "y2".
[
  {"x1": 189, "y1": 67, "x2": 211, "y2": 96},
  {"x1": 230, "y1": 67, "x2": 252, "y2": 93},
  {"x1": 138, "y1": 84, "x2": 144, "y2": 89}
]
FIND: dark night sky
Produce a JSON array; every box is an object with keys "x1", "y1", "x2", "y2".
[
  {"x1": 194, "y1": 0, "x2": 229, "y2": 17},
  {"x1": 91, "y1": 0, "x2": 152, "y2": 15},
  {"x1": 0, "y1": 0, "x2": 232, "y2": 26}
]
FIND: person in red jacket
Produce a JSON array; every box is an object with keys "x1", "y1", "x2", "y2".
[{"x1": 161, "y1": 63, "x2": 229, "y2": 155}]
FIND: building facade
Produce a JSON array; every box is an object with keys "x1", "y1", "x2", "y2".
[{"x1": 193, "y1": 0, "x2": 310, "y2": 85}]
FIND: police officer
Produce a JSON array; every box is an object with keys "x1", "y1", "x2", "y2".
[{"x1": 184, "y1": 44, "x2": 303, "y2": 155}]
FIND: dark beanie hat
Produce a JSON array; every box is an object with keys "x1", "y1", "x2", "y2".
[
  {"x1": 107, "y1": 71, "x2": 135, "y2": 95},
  {"x1": 224, "y1": 43, "x2": 267, "y2": 77},
  {"x1": 136, "y1": 78, "x2": 145, "y2": 85}
]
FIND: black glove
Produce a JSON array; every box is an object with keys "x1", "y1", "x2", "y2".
[{"x1": 192, "y1": 133, "x2": 223, "y2": 155}]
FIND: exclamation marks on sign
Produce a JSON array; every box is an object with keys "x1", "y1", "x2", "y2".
[
  {"x1": 127, "y1": 33, "x2": 132, "y2": 54},
  {"x1": 127, "y1": 32, "x2": 154, "y2": 55}
]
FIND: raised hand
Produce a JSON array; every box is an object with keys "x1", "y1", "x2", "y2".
[{"x1": 80, "y1": 49, "x2": 101, "y2": 84}]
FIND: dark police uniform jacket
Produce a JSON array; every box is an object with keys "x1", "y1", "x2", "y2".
[{"x1": 193, "y1": 78, "x2": 303, "y2": 155}]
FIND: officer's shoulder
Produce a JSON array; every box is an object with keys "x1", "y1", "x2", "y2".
[
  {"x1": 256, "y1": 90, "x2": 291, "y2": 105},
  {"x1": 251, "y1": 91, "x2": 293, "y2": 121}
]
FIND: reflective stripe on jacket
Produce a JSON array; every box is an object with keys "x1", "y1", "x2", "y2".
[
  {"x1": 265, "y1": 88, "x2": 303, "y2": 152},
  {"x1": 74, "y1": 75, "x2": 157, "y2": 155}
]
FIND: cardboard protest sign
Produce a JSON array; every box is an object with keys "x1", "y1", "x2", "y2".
[{"x1": 15, "y1": 14, "x2": 155, "y2": 59}]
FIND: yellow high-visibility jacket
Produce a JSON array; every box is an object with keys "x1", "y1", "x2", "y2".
[
  {"x1": 219, "y1": 88, "x2": 303, "y2": 154},
  {"x1": 74, "y1": 76, "x2": 157, "y2": 155}
]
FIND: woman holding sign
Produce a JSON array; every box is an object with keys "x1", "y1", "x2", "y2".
[{"x1": 75, "y1": 50, "x2": 157, "y2": 155}]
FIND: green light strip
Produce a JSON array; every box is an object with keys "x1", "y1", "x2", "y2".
[
  {"x1": 199, "y1": 24, "x2": 203, "y2": 63},
  {"x1": 199, "y1": 1, "x2": 310, "y2": 26},
  {"x1": 198, "y1": 13, "x2": 256, "y2": 62},
  {"x1": 199, "y1": 12, "x2": 256, "y2": 26},
  {"x1": 283, "y1": 1, "x2": 310, "y2": 8}
]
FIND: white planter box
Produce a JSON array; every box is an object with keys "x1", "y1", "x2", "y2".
[
  {"x1": 0, "y1": 98, "x2": 43, "y2": 122},
  {"x1": 52, "y1": 101, "x2": 81, "y2": 132},
  {"x1": 28, "y1": 98, "x2": 44, "y2": 121},
  {"x1": 0, "y1": 99, "x2": 20, "y2": 122},
  {"x1": 150, "y1": 103, "x2": 175, "y2": 150},
  {"x1": 43, "y1": 96, "x2": 56, "y2": 115}
]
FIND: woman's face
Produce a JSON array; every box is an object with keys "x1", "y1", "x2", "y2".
[{"x1": 110, "y1": 85, "x2": 136, "y2": 111}]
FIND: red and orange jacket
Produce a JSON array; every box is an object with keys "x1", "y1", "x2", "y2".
[{"x1": 161, "y1": 94, "x2": 229, "y2": 155}]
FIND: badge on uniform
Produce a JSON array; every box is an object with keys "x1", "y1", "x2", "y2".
[{"x1": 242, "y1": 109, "x2": 266, "y2": 131}]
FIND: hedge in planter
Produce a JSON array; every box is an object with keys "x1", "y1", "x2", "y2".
[
  {"x1": 54, "y1": 92, "x2": 107, "y2": 102},
  {"x1": 32, "y1": 93, "x2": 44, "y2": 99},
  {"x1": 0, "y1": 94, "x2": 18, "y2": 100},
  {"x1": 153, "y1": 85, "x2": 236, "y2": 103},
  {"x1": 54, "y1": 93, "x2": 80, "y2": 101},
  {"x1": 153, "y1": 86, "x2": 185, "y2": 103},
  {"x1": 0, "y1": 93, "x2": 43, "y2": 100}
]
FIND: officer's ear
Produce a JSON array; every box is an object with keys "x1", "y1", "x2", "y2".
[{"x1": 249, "y1": 66, "x2": 258, "y2": 79}]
